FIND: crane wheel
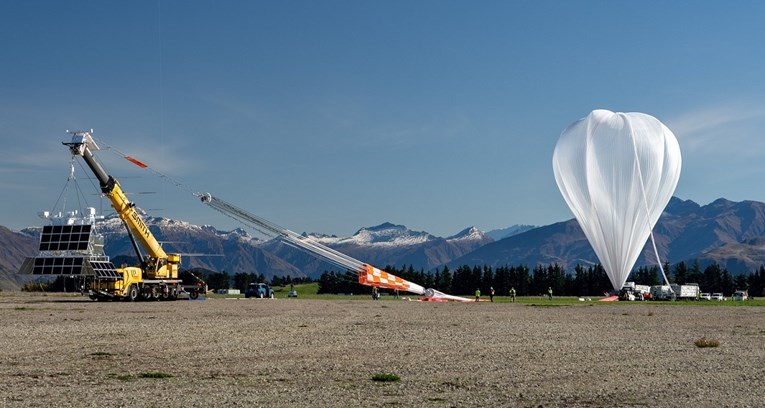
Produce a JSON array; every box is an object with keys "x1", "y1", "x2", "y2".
[
  {"x1": 127, "y1": 285, "x2": 139, "y2": 302},
  {"x1": 189, "y1": 291, "x2": 199, "y2": 300}
]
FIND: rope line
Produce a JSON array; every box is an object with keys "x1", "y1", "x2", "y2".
[{"x1": 628, "y1": 123, "x2": 674, "y2": 292}]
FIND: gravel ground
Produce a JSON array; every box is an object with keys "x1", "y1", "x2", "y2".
[{"x1": 0, "y1": 293, "x2": 763, "y2": 407}]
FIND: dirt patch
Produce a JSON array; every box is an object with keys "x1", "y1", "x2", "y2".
[{"x1": 1, "y1": 294, "x2": 763, "y2": 407}]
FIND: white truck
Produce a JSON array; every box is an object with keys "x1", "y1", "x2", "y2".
[{"x1": 670, "y1": 283, "x2": 700, "y2": 300}]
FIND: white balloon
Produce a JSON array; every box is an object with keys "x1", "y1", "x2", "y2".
[{"x1": 552, "y1": 109, "x2": 681, "y2": 291}]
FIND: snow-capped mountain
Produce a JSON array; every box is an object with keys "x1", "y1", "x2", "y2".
[
  {"x1": 309, "y1": 222, "x2": 436, "y2": 247},
  {"x1": 266, "y1": 222, "x2": 494, "y2": 275}
]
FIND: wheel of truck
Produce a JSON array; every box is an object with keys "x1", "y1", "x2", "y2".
[
  {"x1": 127, "y1": 285, "x2": 139, "y2": 302},
  {"x1": 169, "y1": 288, "x2": 178, "y2": 301},
  {"x1": 189, "y1": 290, "x2": 199, "y2": 300}
]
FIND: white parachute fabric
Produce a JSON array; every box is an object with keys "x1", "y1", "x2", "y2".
[{"x1": 552, "y1": 109, "x2": 681, "y2": 291}]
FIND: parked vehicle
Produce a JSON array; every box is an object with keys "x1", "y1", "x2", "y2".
[
  {"x1": 670, "y1": 283, "x2": 700, "y2": 300},
  {"x1": 650, "y1": 285, "x2": 674, "y2": 301},
  {"x1": 245, "y1": 283, "x2": 274, "y2": 298},
  {"x1": 711, "y1": 293, "x2": 724, "y2": 301},
  {"x1": 732, "y1": 290, "x2": 749, "y2": 301},
  {"x1": 699, "y1": 292, "x2": 711, "y2": 301},
  {"x1": 288, "y1": 289, "x2": 298, "y2": 298}
]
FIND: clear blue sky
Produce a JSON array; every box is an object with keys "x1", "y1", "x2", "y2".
[{"x1": 2, "y1": 1, "x2": 764, "y2": 238}]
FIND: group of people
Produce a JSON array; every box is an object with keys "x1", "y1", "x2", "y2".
[{"x1": 474, "y1": 287, "x2": 518, "y2": 302}]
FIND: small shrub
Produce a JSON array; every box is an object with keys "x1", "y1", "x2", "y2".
[
  {"x1": 694, "y1": 336, "x2": 720, "y2": 348},
  {"x1": 372, "y1": 372, "x2": 400, "y2": 382},
  {"x1": 140, "y1": 371, "x2": 173, "y2": 379}
]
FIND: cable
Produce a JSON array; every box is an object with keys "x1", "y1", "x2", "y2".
[{"x1": 628, "y1": 123, "x2": 674, "y2": 293}]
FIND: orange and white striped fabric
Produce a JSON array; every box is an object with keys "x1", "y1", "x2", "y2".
[{"x1": 358, "y1": 264, "x2": 425, "y2": 295}]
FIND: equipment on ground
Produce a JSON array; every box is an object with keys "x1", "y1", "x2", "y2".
[
  {"x1": 20, "y1": 130, "x2": 205, "y2": 301},
  {"x1": 196, "y1": 193, "x2": 471, "y2": 302},
  {"x1": 619, "y1": 282, "x2": 651, "y2": 301},
  {"x1": 22, "y1": 129, "x2": 466, "y2": 302}
]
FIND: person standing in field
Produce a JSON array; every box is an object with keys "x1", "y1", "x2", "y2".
[
  {"x1": 475, "y1": 288, "x2": 481, "y2": 302},
  {"x1": 510, "y1": 287, "x2": 516, "y2": 303},
  {"x1": 490, "y1": 287, "x2": 495, "y2": 302},
  {"x1": 548, "y1": 287, "x2": 553, "y2": 300}
]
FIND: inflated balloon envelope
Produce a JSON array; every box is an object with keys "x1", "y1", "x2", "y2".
[{"x1": 552, "y1": 109, "x2": 681, "y2": 291}]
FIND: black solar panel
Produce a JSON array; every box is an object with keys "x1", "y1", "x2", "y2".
[
  {"x1": 32, "y1": 257, "x2": 85, "y2": 275},
  {"x1": 39, "y1": 224, "x2": 93, "y2": 251},
  {"x1": 90, "y1": 261, "x2": 121, "y2": 279}
]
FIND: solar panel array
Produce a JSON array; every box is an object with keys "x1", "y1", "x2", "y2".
[
  {"x1": 90, "y1": 261, "x2": 121, "y2": 279},
  {"x1": 39, "y1": 224, "x2": 92, "y2": 251},
  {"x1": 31, "y1": 257, "x2": 84, "y2": 275},
  {"x1": 29, "y1": 257, "x2": 120, "y2": 278}
]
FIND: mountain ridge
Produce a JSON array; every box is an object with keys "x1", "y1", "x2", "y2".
[{"x1": 3, "y1": 196, "x2": 765, "y2": 291}]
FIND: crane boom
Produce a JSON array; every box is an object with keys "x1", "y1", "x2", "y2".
[{"x1": 65, "y1": 130, "x2": 179, "y2": 280}]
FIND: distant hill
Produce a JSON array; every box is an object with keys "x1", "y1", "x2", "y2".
[
  {"x1": 447, "y1": 197, "x2": 765, "y2": 274},
  {"x1": 486, "y1": 225, "x2": 536, "y2": 241},
  {"x1": 0, "y1": 226, "x2": 38, "y2": 291}
]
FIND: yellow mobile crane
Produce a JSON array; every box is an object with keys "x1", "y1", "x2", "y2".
[{"x1": 65, "y1": 130, "x2": 203, "y2": 301}]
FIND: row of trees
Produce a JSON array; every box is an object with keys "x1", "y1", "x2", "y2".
[
  {"x1": 317, "y1": 261, "x2": 765, "y2": 297},
  {"x1": 188, "y1": 269, "x2": 312, "y2": 291},
  {"x1": 316, "y1": 264, "x2": 608, "y2": 297}
]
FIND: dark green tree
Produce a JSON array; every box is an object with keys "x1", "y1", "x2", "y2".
[
  {"x1": 482, "y1": 265, "x2": 494, "y2": 292},
  {"x1": 233, "y1": 272, "x2": 251, "y2": 291},
  {"x1": 672, "y1": 261, "x2": 689, "y2": 284}
]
